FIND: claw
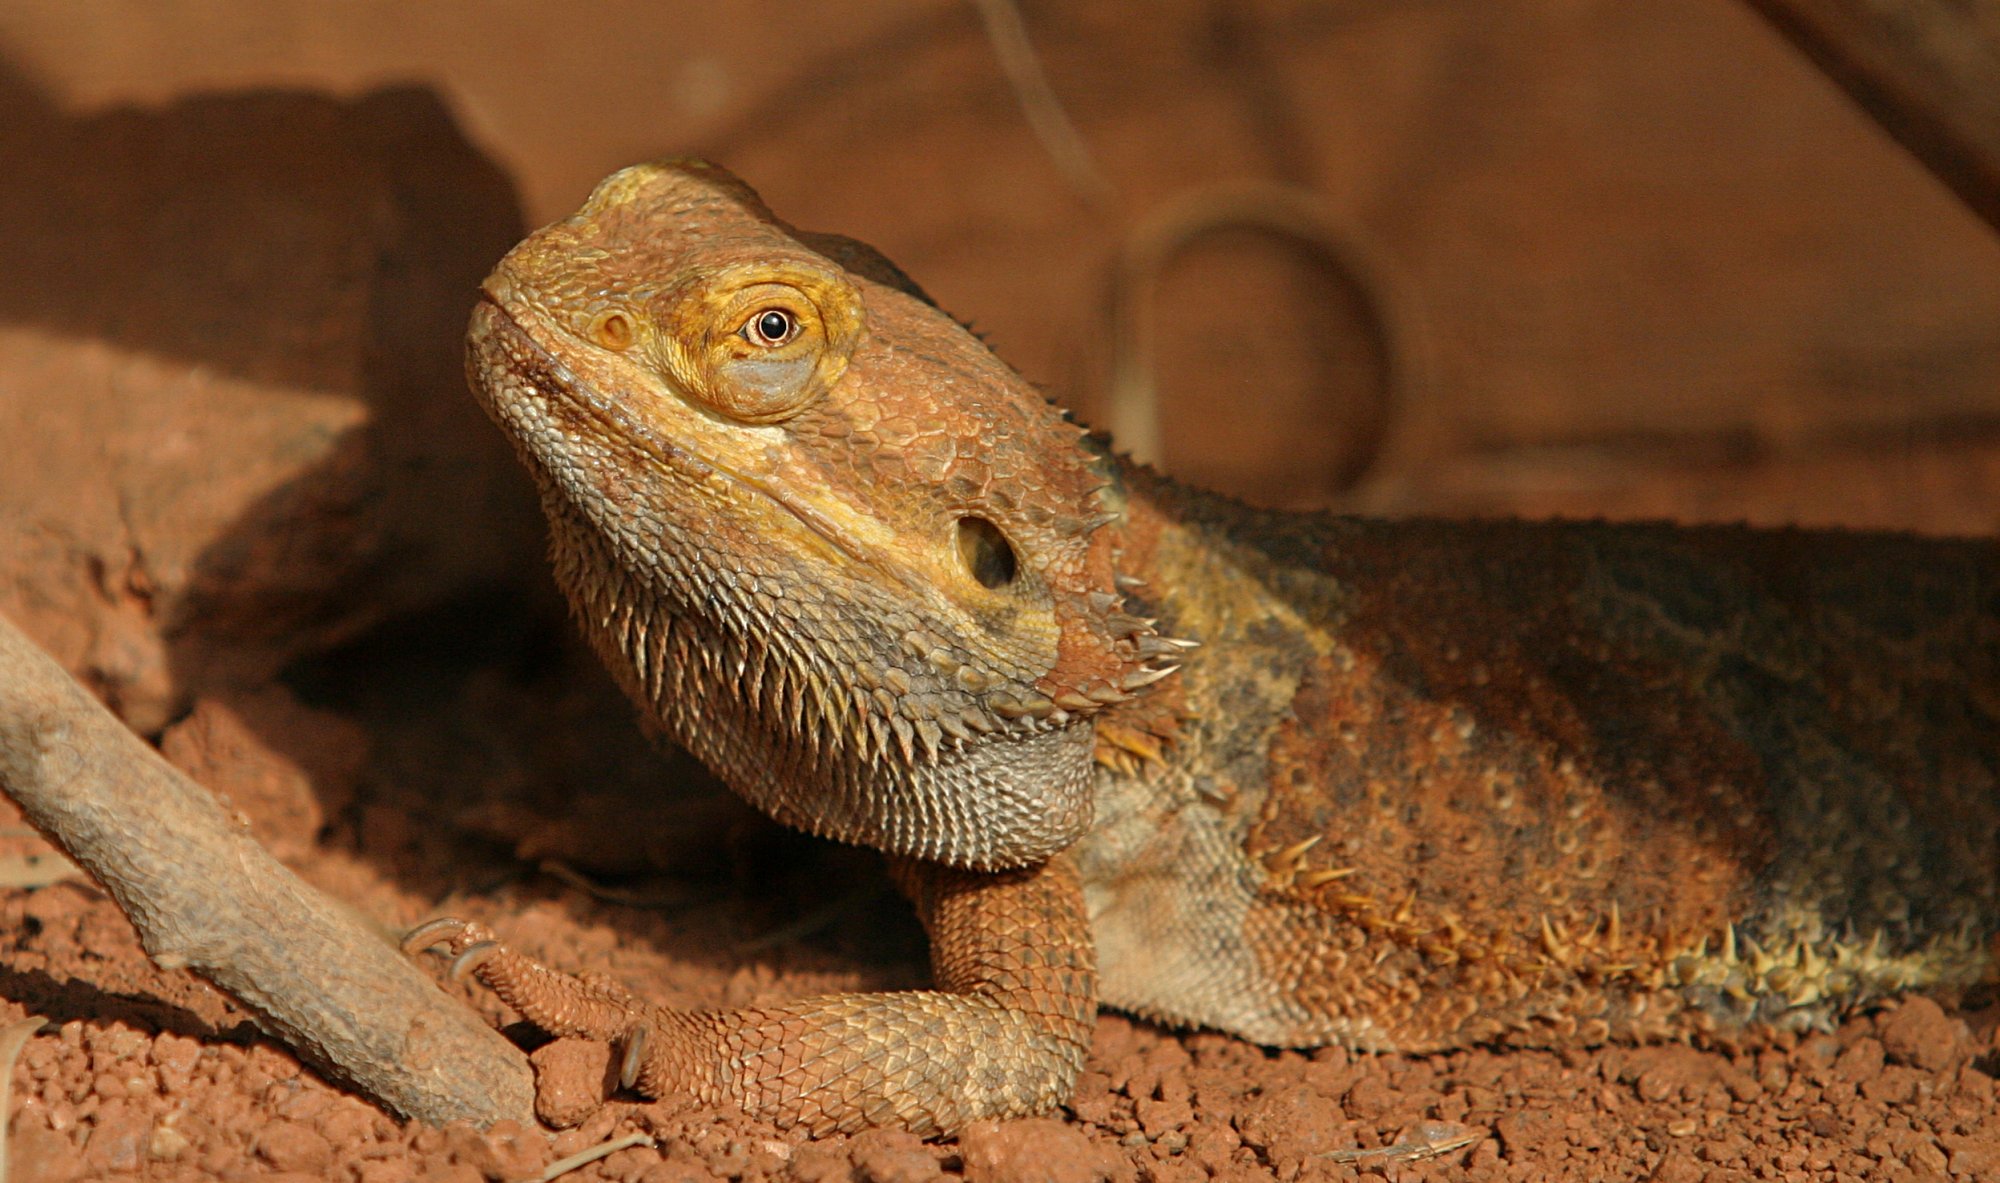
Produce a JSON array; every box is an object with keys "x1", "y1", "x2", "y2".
[
  {"x1": 619, "y1": 1024, "x2": 648, "y2": 1092},
  {"x1": 449, "y1": 941, "x2": 503, "y2": 980},
  {"x1": 401, "y1": 917, "x2": 471, "y2": 955}
]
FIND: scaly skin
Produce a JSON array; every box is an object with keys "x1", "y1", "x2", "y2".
[{"x1": 442, "y1": 161, "x2": 2000, "y2": 1136}]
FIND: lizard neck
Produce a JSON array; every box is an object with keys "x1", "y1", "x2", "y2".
[
  {"x1": 1087, "y1": 457, "x2": 1355, "y2": 774},
  {"x1": 543, "y1": 491, "x2": 1100, "y2": 871}
]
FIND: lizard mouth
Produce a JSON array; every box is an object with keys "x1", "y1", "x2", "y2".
[{"x1": 470, "y1": 291, "x2": 872, "y2": 568}]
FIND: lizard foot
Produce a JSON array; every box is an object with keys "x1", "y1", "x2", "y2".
[
  {"x1": 403, "y1": 916, "x2": 653, "y2": 1088},
  {"x1": 404, "y1": 857, "x2": 1098, "y2": 1136}
]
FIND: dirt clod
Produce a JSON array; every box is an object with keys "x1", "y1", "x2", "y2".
[
  {"x1": 531, "y1": 1037, "x2": 619, "y2": 1130},
  {"x1": 257, "y1": 1118, "x2": 334, "y2": 1171},
  {"x1": 959, "y1": 1117, "x2": 1122, "y2": 1183},
  {"x1": 850, "y1": 1127, "x2": 947, "y2": 1183},
  {"x1": 1882, "y1": 997, "x2": 1974, "y2": 1074}
]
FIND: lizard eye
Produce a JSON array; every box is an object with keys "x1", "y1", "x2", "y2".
[
  {"x1": 742, "y1": 308, "x2": 799, "y2": 347},
  {"x1": 662, "y1": 266, "x2": 862, "y2": 424},
  {"x1": 956, "y1": 516, "x2": 1019, "y2": 589}
]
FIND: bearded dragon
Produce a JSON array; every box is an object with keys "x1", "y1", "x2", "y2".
[{"x1": 417, "y1": 160, "x2": 2000, "y2": 1137}]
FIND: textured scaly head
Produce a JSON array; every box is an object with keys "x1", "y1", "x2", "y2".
[{"x1": 466, "y1": 161, "x2": 1178, "y2": 870}]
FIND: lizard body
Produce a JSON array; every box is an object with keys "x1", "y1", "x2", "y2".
[{"x1": 442, "y1": 161, "x2": 2000, "y2": 1135}]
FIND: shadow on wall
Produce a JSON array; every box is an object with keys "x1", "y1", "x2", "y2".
[
  {"x1": 0, "y1": 58, "x2": 880, "y2": 978},
  {"x1": 0, "y1": 60, "x2": 544, "y2": 715}
]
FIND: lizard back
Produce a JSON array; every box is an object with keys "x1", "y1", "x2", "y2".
[{"x1": 1078, "y1": 467, "x2": 2000, "y2": 1051}]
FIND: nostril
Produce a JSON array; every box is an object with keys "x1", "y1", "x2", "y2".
[{"x1": 592, "y1": 311, "x2": 635, "y2": 350}]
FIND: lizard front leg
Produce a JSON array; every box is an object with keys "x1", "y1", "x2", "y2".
[{"x1": 409, "y1": 854, "x2": 1097, "y2": 1137}]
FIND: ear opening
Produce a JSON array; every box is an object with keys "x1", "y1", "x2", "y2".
[{"x1": 956, "y1": 516, "x2": 1020, "y2": 590}]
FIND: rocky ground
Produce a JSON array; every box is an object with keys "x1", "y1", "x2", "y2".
[{"x1": 3, "y1": 666, "x2": 1999, "y2": 1183}]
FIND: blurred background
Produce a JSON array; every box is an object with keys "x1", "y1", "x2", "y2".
[{"x1": 2, "y1": 0, "x2": 1995, "y2": 533}]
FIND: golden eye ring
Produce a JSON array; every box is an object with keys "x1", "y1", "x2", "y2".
[{"x1": 655, "y1": 263, "x2": 862, "y2": 424}]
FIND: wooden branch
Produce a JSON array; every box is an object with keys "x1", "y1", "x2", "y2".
[
  {"x1": 0, "y1": 611, "x2": 534, "y2": 1127},
  {"x1": 1744, "y1": 0, "x2": 2000, "y2": 236}
]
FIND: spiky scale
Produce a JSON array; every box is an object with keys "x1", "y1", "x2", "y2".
[{"x1": 1120, "y1": 665, "x2": 1179, "y2": 691}]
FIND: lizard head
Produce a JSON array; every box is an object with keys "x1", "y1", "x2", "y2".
[{"x1": 466, "y1": 161, "x2": 1177, "y2": 870}]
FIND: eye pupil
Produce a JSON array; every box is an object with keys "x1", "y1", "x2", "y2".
[
  {"x1": 956, "y1": 517, "x2": 1018, "y2": 590},
  {"x1": 751, "y1": 309, "x2": 796, "y2": 345}
]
